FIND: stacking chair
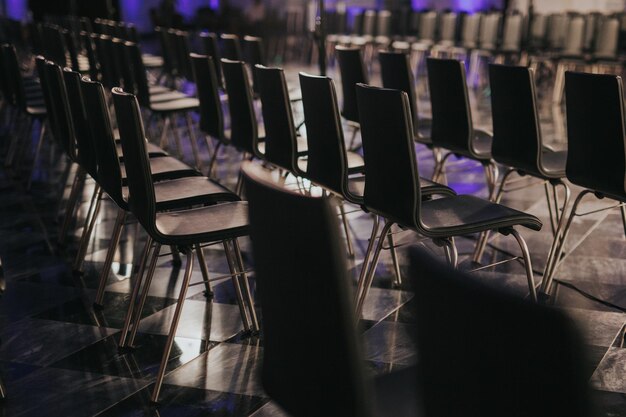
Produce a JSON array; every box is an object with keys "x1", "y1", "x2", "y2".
[
  {"x1": 112, "y1": 87, "x2": 257, "y2": 404},
  {"x1": 427, "y1": 57, "x2": 498, "y2": 197},
  {"x1": 221, "y1": 33, "x2": 243, "y2": 61},
  {"x1": 379, "y1": 51, "x2": 440, "y2": 165},
  {"x1": 409, "y1": 248, "x2": 589, "y2": 417},
  {"x1": 242, "y1": 161, "x2": 418, "y2": 417},
  {"x1": 467, "y1": 12, "x2": 501, "y2": 87},
  {"x1": 200, "y1": 32, "x2": 223, "y2": 89},
  {"x1": 478, "y1": 64, "x2": 571, "y2": 265},
  {"x1": 541, "y1": 71, "x2": 626, "y2": 297},
  {"x1": 242, "y1": 35, "x2": 265, "y2": 96},
  {"x1": 299, "y1": 72, "x2": 454, "y2": 286},
  {"x1": 354, "y1": 83, "x2": 542, "y2": 317},
  {"x1": 335, "y1": 45, "x2": 368, "y2": 148}
]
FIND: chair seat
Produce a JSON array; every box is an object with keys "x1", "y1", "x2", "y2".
[
  {"x1": 120, "y1": 156, "x2": 200, "y2": 182},
  {"x1": 143, "y1": 55, "x2": 164, "y2": 68},
  {"x1": 121, "y1": 176, "x2": 238, "y2": 210},
  {"x1": 419, "y1": 194, "x2": 542, "y2": 237},
  {"x1": 539, "y1": 148, "x2": 567, "y2": 177},
  {"x1": 149, "y1": 85, "x2": 170, "y2": 94},
  {"x1": 150, "y1": 90, "x2": 191, "y2": 103},
  {"x1": 150, "y1": 97, "x2": 200, "y2": 113},
  {"x1": 348, "y1": 176, "x2": 455, "y2": 203},
  {"x1": 374, "y1": 366, "x2": 420, "y2": 417},
  {"x1": 26, "y1": 105, "x2": 46, "y2": 116},
  {"x1": 155, "y1": 201, "x2": 249, "y2": 245}
]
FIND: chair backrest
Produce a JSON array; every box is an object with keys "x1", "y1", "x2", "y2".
[
  {"x1": 546, "y1": 13, "x2": 569, "y2": 50},
  {"x1": 222, "y1": 58, "x2": 260, "y2": 156},
  {"x1": 583, "y1": 13, "x2": 598, "y2": 51},
  {"x1": 593, "y1": 17, "x2": 619, "y2": 59},
  {"x1": 356, "y1": 83, "x2": 420, "y2": 227},
  {"x1": 489, "y1": 64, "x2": 542, "y2": 176},
  {"x1": 174, "y1": 30, "x2": 193, "y2": 80},
  {"x1": 528, "y1": 13, "x2": 547, "y2": 49},
  {"x1": 376, "y1": 10, "x2": 392, "y2": 38},
  {"x1": 43, "y1": 60, "x2": 77, "y2": 162},
  {"x1": 200, "y1": 32, "x2": 223, "y2": 88},
  {"x1": 562, "y1": 16, "x2": 585, "y2": 57},
  {"x1": 565, "y1": 71, "x2": 626, "y2": 200},
  {"x1": 63, "y1": 68, "x2": 98, "y2": 179},
  {"x1": 362, "y1": 10, "x2": 377, "y2": 36},
  {"x1": 254, "y1": 65, "x2": 299, "y2": 173},
  {"x1": 409, "y1": 247, "x2": 590, "y2": 417},
  {"x1": 164, "y1": 28, "x2": 181, "y2": 77},
  {"x1": 156, "y1": 27, "x2": 174, "y2": 76},
  {"x1": 42, "y1": 24, "x2": 67, "y2": 67},
  {"x1": 438, "y1": 12, "x2": 457, "y2": 44},
  {"x1": 126, "y1": 41, "x2": 151, "y2": 107},
  {"x1": 80, "y1": 76, "x2": 124, "y2": 205},
  {"x1": 81, "y1": 32, "x2": 100, "y2": 81},
  {"x1": 94, "y1": 34, "x2": 114, "y2": 88},
  {"x1": 460, "y1": 13, "x2": 481, "y2": 49},
  {"x1": 241, "y1": 161, "x2": 371, "y2": 417},
  {"x1": 243, "y1": 35, "x2": 265, "y2": 93},
  {"x1": 427, "y1": 58, "x2": 473, "y2": 155},
  {"x1": 299, "y1": 72, "x2": 350, "y2": 197},
  {"x1": 335, "y1": 46, "x2": 368, "y2": 124},
  {"x1": 112, "y1": 88, "x2": 158, "y2": 232},
  {"x1": 418, "y1": 11, "x2": 437, "y2": 42},
  {"x1": 35, "y1": 56, "x2": 59, "y2": 146},
  {"x1": 1, "y1": 44, "x2": 25, "y2": 110},
  {"x1": 190, "y1": 53, "x2": 224, "y2": 140},
  {"x1": 379, "y1": 51, "x2": 419, "y2": 137},
  {"x1": 478, "y1": 13, "x2": 501, "y2": 50},
  {"x1": 112, "y1": 38, "x2": 135, "y2": 93},
  {"x1": 500, "y1": 13, "x2": 523, "y2": 52},
  {"x1": 220, "y1": 33, "x2": 243, "y2": 61}
]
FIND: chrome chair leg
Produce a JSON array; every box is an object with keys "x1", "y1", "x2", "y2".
[
  {"x1": 26, "y1": 122, "x2": 46, "y2": 190},
  {"x1": 387, "y1": 230, "x2": 402, "y2": 287},
  {"x1": 355, "y1": 215, "x2": 379, "y2": 308},
  {"x1": 159, "y1": 117, "x2": 171, "y2": 150},
  {"x1": 0, "y1": 374, "x2": 5, "y2": 399},
  {"x1": 73, "y1": 186, "x2": 104, "y2": 273},
  {"x1": 223, "y1": 240, "x2": 251, "y2": 332},
  {"x1": 151, "y1": 248, "x2": 195, "y2": 404},
  {"x1": 58, "y1": 166, "x2": 85, "y2": 245},
  {"x1": 507, "y1": 228, "x2": 537, "y2": 302},
  {"x1": 170, "y1": 115, "x2": 184, "y2": 159},
  {"x1": 233, "y1": 238, "x2": 259, "y2": 332},
  {"x1": 195, "y1": 243, "x2": 213, "y2": 297},
  {"x1": 338, "y1": 202, "x2": 355, "y2": 258},
  {"x1": 544, "y1": 181, "x2": 558, "y2": 236},
  {"x1": 185, "y1": 113, "x2": 202, "y2": 171},
  {"x1": 207, "y1": 141, "x2": 222, "y2": 179},
  {"x1": 355, "y1": 219, "x2": 394, "y2": 320},
  {"x1": 118, "y1": 237, "x2": 154, "y2": 348},
  {"x1": 443, "y1": 237, "x2": 458, "y2": 268},
  {"x1": 94, "y1": 209, "x2": 127, "y2": 307}
]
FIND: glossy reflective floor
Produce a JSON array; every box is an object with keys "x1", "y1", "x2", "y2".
[{"x1": 0, "y1": 61, "x2": 625, "y2": 417}]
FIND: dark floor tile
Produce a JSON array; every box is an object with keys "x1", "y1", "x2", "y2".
[
  {"x1": 590, "y1": 390, "x2": 626, "y2": 417},
  {"x1": 363, "y1": 321, "x2": 416, "y2": 367},
  {"x1": 0, "y1": 281, "x2": 83, "y2": 321}
]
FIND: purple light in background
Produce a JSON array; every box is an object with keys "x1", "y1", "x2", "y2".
[
  {"x1": 453, "y1": 0, "x2": 493, "y2": 12},
  {"x1": 178, "y1": 0, "x2": 196, "y2": 19},
  {"x1": 210, "y1": 0, "x2": 219, "y2": 10},
  {"x1": 6, "y1": 0, "x2": 27, "y2": 21},
  {"x1": 411, "y1": 0, "x2": 430, "y2": 11},
  {"x1": 123, "y1": 0, "x2": 142, "y2": 23}
]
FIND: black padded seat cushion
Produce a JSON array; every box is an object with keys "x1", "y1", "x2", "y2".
[
  {"x1": 150, "y1": 97, "x2": 200, "y2": 112},
  {"x1": 420, "y1": 194, "x2": 542, "y2": 236},
  {"x1": 155, "y1": 201, "x2": 249, "y2": 245},
  {"x1": 120, "y1": 156, "x2": 200, "y2": 182}
]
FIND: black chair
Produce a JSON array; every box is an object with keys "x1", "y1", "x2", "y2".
[
  {"x1": 200, "y1": 32, "x2": 223, "y2": 89},
  {"x1": 242, "y1": 35, "x2": 265, "y2": 96},
  {"x1": 541, "y1": 71, "x2": 626, "y2": 296},
  {"x1": 220, "y1": 33, "x2": 243, "y2": 61},
  {"x1": 477, "y1": 64, "x2": 571, "y2": 264},
  {"x1": 379, "y1": 50, "x2": 439, "y2": 164},
  {"x1": 299, "y1": 72, "x2": 454, "y2": 281},
  {"x1": 335, "y1": 45, "x2": 368, "y2": 148},
  {"x1": 409, "y1": 248, "x2": 589, "y2": 417},
  {"x1": 242, "y1": 161, "x2": 418, "y2": 417},
  {"x1": 354, "y1": 83, "x2": 542, "y2": 316},
  {"x1": 112, "y1": 87, "x2": 257, "y2": 404},
  {"x1": 427, "y1": 57, "x2": 498, "y2": 196}
]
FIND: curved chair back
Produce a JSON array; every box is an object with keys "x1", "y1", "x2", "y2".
[
  {"x1": 562, "y1": 16, "x2": 585, "y2": 57},
  {"x1": 379, "y1": 51, "x2": 419, "y2": 137},
  {"x1": 220, "y1": 33, "x2": 243, "y2": 61},
  {"x1": 243, "y1": 35, "x2": 265, "y2": 95},
  {"x1": 112, "y1": 88, "x2": 158, "y2": 232},
  {"x1": 418, "y1": 11, "x2": 437, "y2": 42},
  {"x1": 593, "y1": 17, "x2": 619, "y2": 59},
  {"x1": 94, "y1": 34, "x2": 114, "y2": 88},
  {"x1": 489, "y1": 64, "x2": 542, "y2": 176},
  {"x1": 439, "y1": 12, "x2": 457, "y2": 45},
  {"x1": 356, "y1": 83, "x2": 420, "y2": 227},
  {"x1": 222, "y1": 59, "x2": 260, "y2": 156},
  {"x1": 409, "y1": 248, "x2": 589, "y2": 417},
  {"x1": 200, "y1": 32, "x2": 223, "y2": 88},
  {"x1": 63, "y1": 68, "x2": 98, "y2": 179},
  {"x1": 190, "y1": 53, "x2": 224, "y2": 141},
  {"x1": 299, "y1": 72, "x2": 349, "y2": 196},
  {"x1": 81, "y1": 32, "x2": 100, "y2": 81},
  {"x1": 126, "y1": 41, "x2": 151, "y2": 107},
  {"x1": 565, "y1": 71, "x2": 626, "y2": 200},
  {"x1": 529, "y1": 14, "x2": 547, "y2": 49},
  {"x1": 80, "y1": 77, "x2": 124, "y2": 205},
  {"x1": 335, "y1": 46, "x2": 368, "y2": 124},
  {"x1": 477, "y1": 13, "x2": 500, "y2": 50},
  {"x1": 546, "y1": 13, "x2": 569, "y2": 50},
  {"x1": 582, "y1": 13, "x2": 598, "y2": 51},
  {"x1": 112, "y1": 38, "x2": 135, "y2": 93},
  {"x1": 174, "y1": 30, "x2": 193, "y2": 80},
  {"x1": 254, "y1": 65, "x2": 299, "y2": 173},
  {"x1": 43, "y1": 60, "x2": 77, "y2": 162},
  {"x1": 500, "y1": 13, "x2": 523, "y2": 52},
  {"x1": 242, "y1": 161, "x2": 371, "y2": 417},
  {"x1": 376, "y1": 10, "x2": 392, "y2": 38},
  {"x1": 427, "y1": 58, "x2": 473, "y2": 155},
  {"x1": 2, "y1": 44, "x2": 26, "y2": 110},
  {"x1": 460, "y1": 13, "x2": 481, "y2": 49},
  {"x1": 362, "y1": 10, "x2": 377, "y2": 37}
]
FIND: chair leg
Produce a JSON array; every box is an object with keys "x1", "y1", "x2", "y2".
[
  {"x1": 387, "y1": 230, "x2": 403, "y2": 287},
  {"x1": 118, "y1": 237, "x2": 154, "y2": 348},
  {"x1": 94, "y1": 209, "x2": 127, "y2": 308},
  {"x1": 58, "y1": 166, "x2": 85, "y2": 245},
  {"x1": 185, "y1": 112, "x2": 202, "y2": 171},
  {"x1": 169, "y1": 115, "x2": 184, "y2": 159},
  {"x1": 544, "y1": 181, "x2": 558, "y2": 236},
  {"x1": 355, "y1": 215, "x2": 379, "y2": 309},
  {"x1": 159, "y1": 116, "x2": 171, "y2": 150},
  {"x1": 127, "y1": 242, "x2": 163, "y2": 348},
  {"x1": 0, "y1": 374, "x2": 5, "y2": 399},
  {"x1": 207, "y1": 141, "x2": 222, "y2": 179},
  {"x1": 232, "y1": 238, "x2": 259, "y2": 332},
  {"x1": 620, "y1": 205, "x2": 626, "y2": 238},
  {"x1": 338, "y1": 202, "x2": 355, "y2": 258},
  {"x1": 355, "y1": 219, "x2": 394, "y2": 320},
  {"x1": 26, "y1": 121, "x2": 46, "y2": 190},
  {"x1": 195, "y1": 243, "x2": 213, "y2": 297},
  {"x1": 442, "y1": 237, "x2": 458, "y2": 268},
  {"x1": 73, "y1": 186, "x2": 104, "y2": 274},
  {"x1": 348, "y1": 125, "x2": 360, "y2": 151},
  {"x1": 223, "y1": 240, "x2": 252, "y2": 332},
  {"x1": 151, "y1": 248, "x2": 194, "y2": 404},
  {"x1": 507, "y1": 228, "x2": 537, "y2": 302},
  {"x1": 432, "y1": 151, "x2": 453, "y2": 184}
]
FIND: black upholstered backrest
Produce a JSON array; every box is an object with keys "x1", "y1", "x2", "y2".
[
  {"x1": 80, "y1": 77, "x2": 124, "y2": 205},
  {"x1": 356, "y1": 83, "x2": 420, "y2": 227},
  {"x1": 336, "y1": 46, "x2": 369, "y2": 123},
  {"x1": 254, "y1": 64, "x2": 299, "y2": 172},
  {"x1": 190, "y1": 53, "x2": 224, "y2": 140},
  {"x1": 44, "y1": 60, "x2": 77, "y2": 162},
  {"x1": 126, "y1": 41, "x2": 151, "y2": 107},
  {"x1": 81, "y1": 32, "x2": 100, "y2": 81},
  {"x1": 63, "y1": 68, "x2": 97, "y2": 178},
  {"x1": 112, "y1": 38, "x2": 135, "y2": 93},
  {"x1": 409, "y1": 248, "x2": 590, "y2": 417},
  {"x1": 94, "y1": 34, "x2": 114, "y2": 88},
  {"x1": 200, "y1": 32, "x2": 223, "y2": 88},
  {"x1": 427, "y1": 57, "x2": 473, "y2": 154},
  {"x1": 242, "y1": 161, "x2": 371, "y2": 417},
  {"x1": 222, "y1": 59, "x2": 259, "y2": 155},
  {"x1": 243, "y1": 35, "x2": 265, "y2": 95},
  {"x1": 299, "y1": 72, "x2": 349, "y2": 197},
  {"x1": 489, "y1": 64, "x2": 542, "y2": 175},
  {"x1": 112, "y1": 88, "x2": 157, "y2": 231},
  {"x1": 2, "y1": 44, "x2": 25, "y2": 110},
  {"x1": 174, "y1": 30, "x2": 193, "y2": 80},
  {"x1": 565, "y1": 71, "x2": 626, "y2": 199},
  {"x1": 379, "y1": 51, "x2": 419, "y2": 136},
  {"x1": 220, "y1": 33, "x2": 243, "y2": 61}
]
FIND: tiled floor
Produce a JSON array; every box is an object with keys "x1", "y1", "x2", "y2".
[{"x1": 0, "y1": 61, "x2": 625, "y2": 416}]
